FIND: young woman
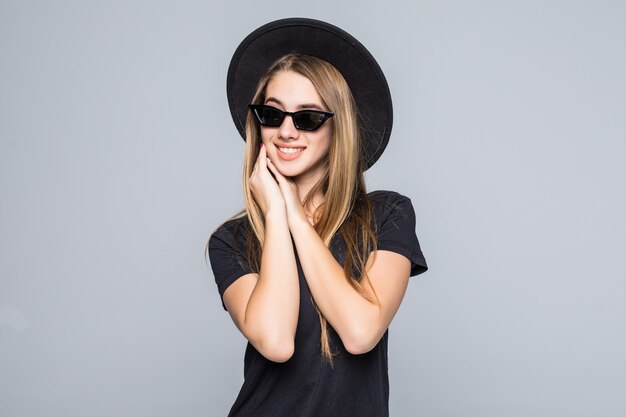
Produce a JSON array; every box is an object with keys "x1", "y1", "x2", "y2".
[{"x1": 208, "y1": 18, "x2": 428, "y2": 417}]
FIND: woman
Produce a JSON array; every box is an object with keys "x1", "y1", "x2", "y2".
[{"x1": 208, "y1": 18, "x2": 428, "y2": 417}]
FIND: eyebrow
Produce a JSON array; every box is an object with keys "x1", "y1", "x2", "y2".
[{"x1": 265, "y1": 97, "x2": 325, "y2": 111}]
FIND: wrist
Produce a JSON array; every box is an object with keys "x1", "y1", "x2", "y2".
[
  {"x1": 265, "y1": 208, "x2": 288, "y2": 223},
  {"x1": 288, "y1": 213, "x2": 312, "y2": 232}
]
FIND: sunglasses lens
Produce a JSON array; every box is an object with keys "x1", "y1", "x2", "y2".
[
  {"x1": 294, "y1": 111, "x2": 327, "y2": 131},
  {"x1": 254, "y1": 106, "x2": 284, "y2": 127},
  {"x1": 250, "y1": 105, "x2": 332, "y2": 131}
]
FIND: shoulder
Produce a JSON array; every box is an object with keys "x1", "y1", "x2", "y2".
[
  {"x1": 367, "y1": 189, "x2": 411, "y2": 205},
  {"x1": 366, "y1": 190, "x2": 414, "y2": 219},
  {"x1": 209, "y1": 214, "x2": 250, "y2": 250},
  {"x1": 208, "y1": 213, "x2": 257, "y2": 276},
  {"x1": 366, "y1": 190, "x2": 428, "y2": 276}
]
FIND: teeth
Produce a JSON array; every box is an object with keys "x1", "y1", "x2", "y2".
[{"x1": 278, "y1": 147, "x2": 305, "y2": 154}]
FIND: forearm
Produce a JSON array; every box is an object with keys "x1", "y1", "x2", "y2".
[
  {"x1": 289, "y1": 218, "x2": 382, "y2": 354},
  {"x1": 244, "y1": 211, "x2": 299, "y2": 360}
]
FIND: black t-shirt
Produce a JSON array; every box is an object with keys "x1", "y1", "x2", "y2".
[{"x1": 208, "y1": 190, "x2": 428, "y2": 417}]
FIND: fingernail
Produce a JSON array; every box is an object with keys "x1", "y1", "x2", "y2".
[
  {"x1": 260, "y1": 143, "x2": 264, "y2": 148},
  {"x1": 266, "y1": 157, "x2": 271, "y2": 163}
]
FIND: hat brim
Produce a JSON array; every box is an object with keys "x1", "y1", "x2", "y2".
[{"x1": 227, "y1": 18, "x2": 392, "y2": 170}]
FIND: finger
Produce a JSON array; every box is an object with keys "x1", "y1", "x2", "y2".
[
  {"x1": 253, "y1": 143, "x2": 264, "y2": 169},
  {"x1": 252, "y1": 144, "x2": 263, "y2": 173},
  {"x1": 265, "y1": 157, "x2": 284, "y2": 182},
  {"x1": 265, "y1": 157, "x2": 281, "y2": 185},
  {"x1": 266, "y1": 159, "x2": 295, "y2": 194},
  {"x1": 258, "y1": 143, "x2": 267, "y2": 170}
]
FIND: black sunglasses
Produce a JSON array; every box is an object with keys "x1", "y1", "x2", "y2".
[{"x1": 248, "y1": 104, "x2": 334, "y2": 131}]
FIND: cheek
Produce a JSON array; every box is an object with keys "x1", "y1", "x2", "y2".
[
  {"x1": 318, "y1": 132, "x2": 332, "y2": 155},
  {"x1": 260, "y1": 129, "x2": 273, "y2": 145},
  {"x1": 318, "y1": 142, "x2": 331, "y2": 159}
]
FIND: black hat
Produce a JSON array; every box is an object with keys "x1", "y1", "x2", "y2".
[{"x1": 227, "y1": 18, "x2": 393, "y2": 170}]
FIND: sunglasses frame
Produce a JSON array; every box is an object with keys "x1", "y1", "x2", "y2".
[{"x1": 248, "y1": 104, "x2": 334, "y2": 131}]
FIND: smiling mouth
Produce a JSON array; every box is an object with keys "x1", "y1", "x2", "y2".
[{"x1": 277, "y1": 146, "x2": 305, "y2": 154}]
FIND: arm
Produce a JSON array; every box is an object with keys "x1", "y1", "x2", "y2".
[
  {"x1": 223, "y1": 211, "x2": 299, "y2": 362},
  {"x1": 264, "y1": 156, "x2": 412, "y2": 354},
  {"x1": 221, "y1": 145, "x2": 299, "y2": 362},
  {"x1": 289, "y1": 218, "x2": 411, "y2": 355}
]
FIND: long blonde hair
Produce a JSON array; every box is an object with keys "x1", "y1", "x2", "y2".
[{"x1": 225, "y1": 53, "x2": 378, "y2": 365}]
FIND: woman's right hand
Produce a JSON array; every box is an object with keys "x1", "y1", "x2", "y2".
[{"x1": 250, "y1": 144, "x2": 286, "y2": 217}]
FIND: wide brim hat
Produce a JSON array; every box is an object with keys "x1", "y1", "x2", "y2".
[{"x1": 227, "y1": 17, "x2": 393, "y2": 170}]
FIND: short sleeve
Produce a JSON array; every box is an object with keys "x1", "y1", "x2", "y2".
[
  {"x1": 208, "y1": 218, "x2": 257, "y2": 310},
  {"x1": 373, "y1": 191, "x2": 428, "y2": 277}
]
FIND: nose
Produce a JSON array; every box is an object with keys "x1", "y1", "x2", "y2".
[{"x1": 277, "y1": 114, "x2": 299, "y2": 140}]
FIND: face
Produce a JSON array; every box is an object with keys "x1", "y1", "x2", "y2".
[{"x1": 260, "y1": 70, "x2": 332, "y2": 182}]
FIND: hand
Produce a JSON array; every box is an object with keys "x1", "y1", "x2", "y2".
[
  {"x1": 249, "y1": 145, "x2": 286, "y2": 217},
  {"x1": 265, "y1": 156, "x2": 309, "y2": 228}
]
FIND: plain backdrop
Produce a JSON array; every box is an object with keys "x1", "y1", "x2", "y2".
[{"x1": 1, "y1": 1, "x2": 625, "y2": 416}]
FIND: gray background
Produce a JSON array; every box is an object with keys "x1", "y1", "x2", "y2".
[{"x1": 1, "y1": 1, "x2": 625, "y2": 416}]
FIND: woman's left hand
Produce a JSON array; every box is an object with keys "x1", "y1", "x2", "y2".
[{"x1": 265, "y1": 157, "x2": 309, "y2": 227}]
